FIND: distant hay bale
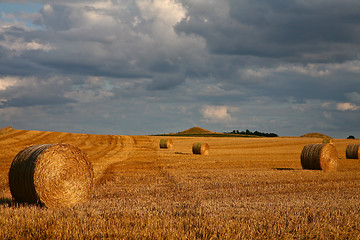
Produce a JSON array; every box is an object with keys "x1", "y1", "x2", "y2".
[
  {"x1": 8, "y1": 143, "x2": 94, "y2": 208},
  {"x1": 160, "y1": 139, "x2": 173, "y2": 149},
  {"x1": 346, "y1": 144, "x2": 360, "y2": 159},
  {"x1": 192, "y1": 142, "x2": 209, "y2": 155},
  {"x1": 300, "y1": 143, "x2": 338, "y2": 171},
  {"x1": 322, "y1": 137, "x2": 333, "y2": 144}
]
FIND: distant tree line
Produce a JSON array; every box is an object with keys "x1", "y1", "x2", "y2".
[{"x1": 226, "y1": 129, "x2": 278, "y2": 137}]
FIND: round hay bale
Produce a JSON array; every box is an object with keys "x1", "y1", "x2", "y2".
[
  {"x1": 8, "y1": 143, "x2": 94, "y2": 208},
  {"x1": 322, "y1": 137, "x2": 333, "y2": 144},
  {"x1": 192, "y1": 142, "x2": 209, "y2": 155},
  {"x1": 300, "y1": 143, "x2": 338, "y2": 171},
  {"x1": 346, "y1": 144, "x2": 360, "y2": 159},
  {"x1": 160, "y1": 139, "x2": 173, "y2": 149}
]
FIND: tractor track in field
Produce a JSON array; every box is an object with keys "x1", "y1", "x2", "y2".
[
  {"x1": 93, "y1": 135, "x2": 136, "y2": 185},
  {"x1": 95, "y1": 135, "x2": 161, "y2": 185}
]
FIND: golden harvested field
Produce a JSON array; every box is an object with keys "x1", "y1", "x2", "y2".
[{"x1": 1, "y1": 129, "x2": 360, "y2": 239}]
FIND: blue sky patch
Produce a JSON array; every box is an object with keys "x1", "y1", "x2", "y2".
[
  {"x1": 0, "y1": 3, "x2": 43, "y2": 29},
  {"x1": 0, "y1": 3, "x2": 43, "y2": 14}
]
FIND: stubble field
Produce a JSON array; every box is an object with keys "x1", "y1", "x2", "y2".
[{"x1": 1, "y1": 129, "x2": 360, "y2": 239}]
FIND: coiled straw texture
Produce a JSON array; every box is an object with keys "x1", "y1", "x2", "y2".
[
  {"x1": 160, "y1": 139, "x2": 173, "y2": 149},
  {"x1": 8, "y1": 143, "x2": 94, "y2": 208},
  {"x1": 300, "y1": 143, "x2": 338, "y2": 171},
  {"x1": 346, "y1": 144, "x2": 360, "y2": 159},
  {"x1": 192, "y1": 142, "x2": 209, "y2": 155}
]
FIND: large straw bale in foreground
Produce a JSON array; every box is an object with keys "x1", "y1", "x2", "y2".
[
  {"x1": 160, "y1": 139, "x2": 173, "y2": 149},
  {"x1": 192, "y1": 142, "x2": 209, "y2": 155},
  {"x1": 300, "y1": 143, "x2": 338, "y2": 171},
  {"x1": 346, "y1": 144, "x2": 360, "y2": 159},
  {"x1": 8, "y1": 143, "x2": 94, "y2": 208}
]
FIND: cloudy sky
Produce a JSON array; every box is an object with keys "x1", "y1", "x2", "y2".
[{"x1": 0, "y1": 0, "x2": 360, "y2": 138}]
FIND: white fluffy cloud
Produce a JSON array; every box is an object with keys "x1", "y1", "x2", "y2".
[
  {"x1": 200, "y1": 105, "x2": 234, "y2": 122},
  {"x1": 137, "y1": 0, "x2": 186, "y2": 24},
  {"x1": 337, "y1": 102, "x2": 360, "y2": 111},
  {"x1": 0, "y1": 76, "x2": 20, "y2": 90}
]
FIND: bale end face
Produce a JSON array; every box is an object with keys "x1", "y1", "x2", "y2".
[
  {"x1": 300, "y1": 143, "x2": 338, "y2": 171},
  {"x1": 8, "y1": 143, "x2": 94, "y2": 208}
]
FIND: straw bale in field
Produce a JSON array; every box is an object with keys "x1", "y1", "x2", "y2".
[
  {"x1": 192, "y1": 142, "x2": 209, "y2": 155},
  {"x1": 300, "y1": 143, "x2": 338, "y2": 171},
  {"x1": 160, "y1": 139, "x2": 173, "y2": 149},
  {"x1": 8, "y1": 143, "x2": 94, "y2": 208},
  {"x1": 322, "y1": 137, "x2": 333, "y2": 143},
  {"x1": 346, "y1": 144, "x2": 360, "y2": 159}
]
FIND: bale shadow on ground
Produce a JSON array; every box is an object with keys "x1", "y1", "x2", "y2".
[
  {"x1": 174, "y1": 152, "x2": 192, "y2": 155},
  {"x1": 273, "y1": 167, "x2": 296, "y2": 171},
  {"x1": 0, "y1": 197, "x2": 13, "y2": 207},
  {"x1": 0, "y1": 197, "x2": 44, "y2": 208}
]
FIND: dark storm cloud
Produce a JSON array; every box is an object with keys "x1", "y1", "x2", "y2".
[
  {"x1": 146, "y1": 73, "x2": 185, "y2": 91},
  {"x1": 1, "y1": 96, "x2": 75, "y2": 108},
  {"x1": 0, "y1": 76, "x2": 77, "y2": 108},
  {"x1": 34, "y1": 5, "x2": 75, "y2": 31},
  {"x1": 176, "y1": 0, "x2": 360, "y2": 62},
  {"x1": 3, "y1": 2, "x2": 194, "y2": 85}
]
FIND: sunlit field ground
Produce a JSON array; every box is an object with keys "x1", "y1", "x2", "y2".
[{"x1": 1, "y1": 129, "x2": 360, "y2": 239}]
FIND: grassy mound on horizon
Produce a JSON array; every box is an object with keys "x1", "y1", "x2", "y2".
[
  {"x1": 158, "y1": 127, "x2": 270, "y2": 138},
  {"x1": 301, "y1": 132, "x2": 331, "y2": 139},
  {"x1": 177, "y1": 127, "x2": 218, "y2": 135}
]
